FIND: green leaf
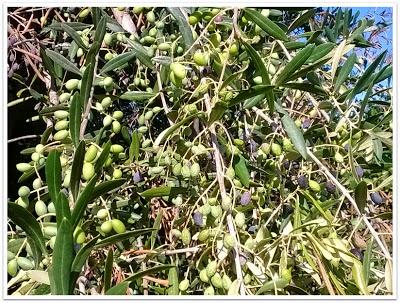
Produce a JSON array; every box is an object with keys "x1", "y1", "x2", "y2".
[
  {"x1": 281, "y1": 114, "x2": 308, "y2": 159},
  {"x1": 47, "y1": 22, "x2": 91, "y2": 31},
  {"x1": 306, "y1": 42, "x2": 335, "y2": 63},
  {"x1": 70, "y1": 236, "x2": 100, "y2": 273},
  {"x1": 220, "y1": 63, "x2": 249, "y2": 90},
  {"x1": 69, "y1": 92, "x2": 82, "y2": 148},
  {"x1": 61, "y1": 23, "x2": 88, "y2": 50},
  {"x1": 45, "y1": 49, "x2": 82, "y2": 76},
  {"x1": 233, "y1": 155, "x2": 250, "y2": 188},
  {"x1": 100, "y1": 51, "x2": 136, "y2": 75},
  {"x1": 334, "y1": 52, "x2": 357, "y2": 93},
  {"x1": 105, "y1": 281, "x2": 130, "y2": 295},
  {"x1": 7, "y1": 202, "x2": 47, "y2": 258},
  {"x1": 354, "y1": 181, "x2": 367, "y2": 213},
  {"x1": 39, "y1": 105, "x2": 69, "y2": 116},
  {"x1": 352, "y1": 260, "x2": 369, "y2": 295},
  {"x1": 280, "y1": 82, "x2": 328, "y2": 96},
  {"x1": 91, "y1": 179, "x2": 126, "y2": 201},
  {"x1": 45, "y1": 150, "x2": 62, "y2": 205},
  {"x1": 167, "y1": 8, "x2": 194, "y2": 51},
  {"x1": 129, "y1": 131, "x2": 140, "y2": 162},
  {"x1": 94, "y1": 229, "x2": 154, "y2": 249},
  {"x1": 51, "y1": 217, "x2": 74, "y2": 295},
  {"x1": 140, "y1": 186, "x2": 187, "y2": 198},
  {"x1": 256, "y1": 278, "x2": 289, "y2": 294},
  {"x1": 94, "y1": 140, "x2": 111, "y2": 173},
  {"x1": 287, "y1": 57, "x2": 331, "y2": 82},
  {"x1": 362, "y1": 238, "x2": 373, "y2": 284},
  {"x1": 119, "y1": 91, "x2": 156, "y2": 101},
  {"x1": 125, "y1": 39, "x2": 155, "y2": 69},
  {"x1": 244, "y1": 8, "x2": 289, "y2": 41},
  {"x1": 123, "y1": 265, "x2": 174, "y2": 283},
  {"x1": 55, "y1": 192, "x2": 72, "y2": 228},
  {"x1": 70, "y1": 141, "x2": 85, "y2": 202},
  {"x1": 208, "y1": 101, "x2": 228, "y2": 125},
  {"x1": 275, "y1": 44, "x2": 315, "y2": 86},
  {"x1": 93, "y1": 16, "x2": 107, "y2": 48},
  {"x1": 104, "y1": 248, "x2": 113, "y2": 292},
  {"x1": 40, "y1": 46, "x2": 58, "y2": 80},
  {"x1": 167, "y1": 267, "x2": 179, "y2": 295},
  {"x1": 229, "y1": 89, "x2": 266, "y2": 108},
  {"x1": 153, "y1": 113, "x2": 201, "y2": 147},
  {"x1": 347, "y1": 50, "x2": 387, "y2": 101},
  {"x1": 301, "y1": 191, "x2": 332, "y2": 223},
  {"x1": 348, "y1": 19, "x2": 368, "y2": 43},
  {"x1": 80, "y1": 62, "x2": 95, "y2": 109},
  {"x1": 71, "y1": 174, "x2": 99, "y2": 230},
  {"x1": 287, "y1": 9, "x2": 316, "y2": 33},
  {"x1": 150, "y1": 210, "x2": 163, "y2": 249}
]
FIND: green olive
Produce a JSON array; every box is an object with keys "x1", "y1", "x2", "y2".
[
  {"x1": 170, "y1": 62, "x2": 186, "y2": 80},
  {"x1": 82, "y1": 162, "x2": 95, "y2": 181},
  {"x1": 101, "y1": 221, "x2": 113, "y2": 234},
  {"x1": 111, "y1": 219, "x2": 126, "y2": 234},
  {"x1": 84, "y1": 145, "x2": 98, "y2": 162},
  {"x1": 193, "y1": 51, "x2": 209, "y2": 66}
]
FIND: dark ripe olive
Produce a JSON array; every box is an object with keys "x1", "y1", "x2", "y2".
[
  {"x1": 132, "y1": 171, "x2": 143, "y2": 183},
  {"x1": 302, "y1": 118, "x2": 311, "y2": 129},
  {"x1": 355, "y1": 166, "x2": 364, "y2": 177},
  {"x1": 325, "y1": 181, "x2": 336, "y2": 193},
  {"x1": 193, "y1": 211, "x2": 203, "y2": 226},
  {"x1": 248, "y1": 225, "x2": 256, "y2": 233},
  {"x1": 283, "y1": 160, "x2": 290, "y2": 170},
  {"x1": 240, "y1": 191, "x2": 251, "y2": 205},
  {"x1": 370, "y1": 192, "x2": 383, "y2": 205},
  {"x1": 297, "y1": 175, "x2": 308, "y2": 189},
  {"x1": 350, "y1": 248, "x2": 364, "y2": 261},
  {"x1": 282, "y1": 204, "x2": 294, "y2": 217}
]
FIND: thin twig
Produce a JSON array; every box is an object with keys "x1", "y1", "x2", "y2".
[
  {"x1": 8, "y1": 134, "x2": 39, "y2": 143},
  {"x1": 155, "y1": 61, "x2": 173, "y2": 126},
  {"x1": 313, "y1": 249, "x2": 336, "y2": 295},
  {"x1": 204, "y1": 93, "x2": 245, "y2": 295}
]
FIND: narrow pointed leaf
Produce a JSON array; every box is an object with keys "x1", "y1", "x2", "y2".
[
  {"x1": 229, "y1": 89, "x2": 265, "y2": 108},
  {"x1": 167, "y1": 267, "x2": 179, "y2": 295},
  {"x1": 233, "y1": 155, "x2": 250, "y2": 188},
  {"x1": 55, "y1": 192, "x2": 71, "y2": 228},
  {"x1": 151, "y1": 210, "x2": 163, "y2": 249},
  {"x1": 306, "y1": 42, "x2": 335, "y2": 63},
  {"x1": 281, "y1": 114, "x2": 308, "y2": 159},
  {"x1": 352, "y1": 260, "x2": 369, "y2": 295},
  {"x1": 45, "y1": 150, "x2": 62, "y2": 204},
  {"x1": 71, "y1": 236, "x2": 99, "y2": 273},
  {"x1": 139, "y1": 186, "x2": 187, "y2": 198},
  {"x1": 70, "y1": 141, "x2": 85, "y2": 202},
  {"x1": 275, "y1": 44, "x2": 315, "y2": 86},
  {"x1": 123, "y1": 265, "x2": 174, "y2": 283},
  {"x1": 69, "y1": 92, "x2": 82, "y2": 148},
  {"x1": 94, "y1": 140, "x2": 111, "y2": 173},
  {"x1": 256, "y1": 278, "x2": 289, "y2": 294},
  {"x1": 45, "y1": 49, "x2": 82, "y2": 76},
  {"x1": 354, "y1": 181, "x2": 367, "y2": 213},
  {"x1": 281, "y1": 82, "x2": 328, "y2": 96},
  {"x1": 119, "y1": 91, "x2": 156, "y2": 101},
  {"x1": 334, "y1": 52, "x2": 357, "y2": 93},
  {"x1": 245, "y1": 8, "x2": 288, "y2": 41},
  {"x1": 40, "y1": 47, "x2": 58, "y2": 80},
  {"x1": 126, "y1": 39, "x2": 154, "y2": 68},
  {"x1": 61, "y1": 23, "x2": 88, "y2": 50},
  {"x1": 129, "y1": 131, "x2": 139, "y2": 162},
  {"x1": 208, "y1": 101, "x2": 229, "y2": 125},
  {"x1": 362, "y1": 238, "x2": 373, "y2": 284},
  {"x1": 51, "y1": 218, "x2": 74, "y2": 295},
  {"x1": 47, "y1": 22, "x2": 91, "y2": 31},
  {"x1": 104, "y1": 248, "x2": 113, "y2": 292},
  {"x1": 100, "y1": 51, "x2": 136, "y2": 75},
  {"x1": 94, "y1": 229, "x2": 154, "y2": 249},
  {"x1": 105, "y1": 281, "x2": 130, "y2": 295},
  {"x1": 288, "y1": 9, "x2": 316, "y2": 33},
  {"x1": 7, "y1": 202, "x2": 47, "y2": 256},
  {"x1": 91, "y1": 179, "x2": 126, "y2": 201},
  {"x1": 80, "y1": 62, "x2": 95, "y2": 109},
  {"x1": 167, "y1": 8, "x2": 194, "y2": 51}
]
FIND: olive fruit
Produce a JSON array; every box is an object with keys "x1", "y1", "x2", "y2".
[
  {"x1": 198, "y1": 229, "x2": 210, "y2": 242},
  {"x1": 222, "y1": 274, "x2": 232, "y2": 290},
  {"x1": 112, "y1": 110, "x2": 123, "y2": 120},
  {"x1": 240, "y1": 191, "x2": 251, "y2": 206},
  {"x1": 193, "y1": 212, "x2": 203, "y2": 226},
  {"x1": 7, "y1": 251, "x2": 15, "y2": 262},
  {"x1": 84, "y1": 145, "x2": 98, "y2": 162},
  {"x1": 97, "y1": 209, "x2": 108, "y2": 219},
  {"x1": 55, "y1": 120, "x2": 69, "y2": 131},
  {"x1": 211, "y1": 273, "x2": 223, "y2": 289},
  {"x1": 103, "y1": 77, "x2": 113, "y2": 87},
  {"x1": 271, "y1": 143, "x2": 282, "y2": 156},
  {"x1": 235, "y1": 212, "x2": 246, "y2": 228},
  {"x1": 103, "y1": 115, "x2": 113, "y2": 127},
  {"x1": 65, "y1": 79, "x2": 80, "y2": 91},
  {"x1": 112, "y1": 121, "x2": 121, "y2": 134},
  {"x1": 78, "y1": 8, "x2": 90, "y2": 18},
  {"x1": 18, "y1": 186, "x2": 30, "y2": 197},
  {"x1": 146, "y1": 11, "x2": 156, "y2": 23},
  {"x1": 179, "y1": 279, "x2": 190, "y2": 292},
  {"x1": 206, "y1": 260, "x2": 217, "y2": 278},
  {"x1": 31, "y1": 152, "x2": 41, "y2": 162},
  {"x1": 32, "y1": 177, "x2": 42, "y2": 190},
  {"x1": 193, "y1": 51, "x2": 209, "y2": 66},
  {"x1": 43, "y1": 226, "x2": 57, "y2": 237},
  {"x1": 190, "y1": 162, "x2": 200, "y2": 177},
  {"x1": 170, "y1": 62, "x2": 186, "y2": 80},
  {"x1": 229, "y1": 42, "x2": 239, "y2": 56},
  {"x1": 16, "y1": 197, "x2": 29, "y2": 208},
  {"x1": 48, "y1": 202, "x2": 56, "y2": 213},
  {"x1": 355, "y1": 166, "x2": 364, "y2": 177},
  {"x1": 221, "y1": 196, "x2": 232, "y2": 211},
  {"x1": 370, "y1": 192, "x2": 383, "y2": 205},
  {"x1": 35, "y1": 200, "x2": 48, "y2": 217},
  {"x1": 101, "y1": 221, "x2": 113, "y2": 234},
  {"x1": 82, "y1": 162, "x2": 95, "y2": 181},
  {"x1": 101, "y1": 96, "x2": 112, "y2": 108},
  {"x1": 223, "y1": 234, "x2": 235, "y2": 249},
  {"x1": 309, "y1": 180, "x2": 321, "y2": 192},
  {"x1": 211, "y1": 205, "x2": 222, "y2": 218},
  {"x1": 104, "y1": 52, "x2": 114, "y2": 61},
  {"x1": 181, "y1": 228, "x2": 191, "y2": 245},
  {"x1": 297, "y1": 175, "x2": 308, "y2": 189},
  {"x1": 7, "y1": 259, "x2": 18, "y2": 276},
  {"x1": 325, "y1": 181, "x2": 336, "y2": 193},
  {"x1": 158, "y1": 42, "x2": 170, "y2": 51},
  {"x1": 334, "y1": 152, "x2": 344, "y2": 163},
  {"x1": 144, "y1": 111, "x2": 154, "y2": 120},
  {"x1": 59, "y1": 92, "x2": 71, "y2": 103},
  {"x1": 210, "y1": 32, "x2": 221, "y2": 48},
  {"x1": 110, "y1": 144, "x2": 124, "y2": 153},
  {"x1": 199, "y1": 268, "x2": 209, "y2": 283},
  {"x1": 113, "y1": 168, "x2": 122, "y2": 179},
  {"x1": 132, "y1": 7, "x2": 143, "y2": 14},
  {"x1": 204, "y1": 286, "x2": 215, "y2": 295},
  {"x1": 54, "y1": 130, "x2": 69, "y2": 141},
  {"x1": 54, "y1": 110, "x2": 69, "y2": 120},
  {"x1": 73, "y1": 227, "x2": 86, "y2": 244},
  {"x1": 16, "y1": 163, "x2": 32, "y2": 172}
]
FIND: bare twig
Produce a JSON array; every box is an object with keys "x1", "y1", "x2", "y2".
[
  {"x1": 314, "y1": 250, "x2": 336, "y2": 295},
  {"x1": 8, "y1": 134, "x2": 39, "y2": 143}
]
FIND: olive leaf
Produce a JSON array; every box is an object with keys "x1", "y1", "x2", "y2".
[
  {"x1": 69, "y1": 92, "x2": 82, "y2": 148},
  {"x1": 61, "y1": 23, "x2": 88, "y2": 50},
  {"x1": 45, "y1": 150, "x2": 62, "y2": 205},
  {"x1": 167, "y1": 8, "x2": 194, "y2": 51},
  {"x1": 233, "y1": 155, "x2": 250, "y2": 188},
  {"x1": 45, "y1": 49, "x2": 82, "y2": 76},
  {"x1": 99, "y1": 51, "x2": 136, "y2": 75},
  {"x1": 70, "y1": 141, "x2": 85, "y2": 202}
]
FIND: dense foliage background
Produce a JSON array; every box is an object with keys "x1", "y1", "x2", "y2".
[{"x1": 7, "y1": 6, "x2": 392, "y2": 296}]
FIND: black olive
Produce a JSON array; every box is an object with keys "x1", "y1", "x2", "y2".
[
  {"x1": 370, "y1": 192, "x2": 383, "y2": 205},
  {"x1": 240, "y1": 191, "x2": 251, "y2": 205},
  {"x1": 325, "y1": 181, "x2": 336, "y2": 193},
  {"x1": 193, "y1": 211, "x2": 203, "y2": 226},
  {"x1": 355, "y1": 166, "x2": 364, "y2": 177},
  {"x1": 297, "y1": 175, "x2": 308, "y2": 189},
  {"x1": 350, "y1": 248, "x2": 364, "y2": 261}
]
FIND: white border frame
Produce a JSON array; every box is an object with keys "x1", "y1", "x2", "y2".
[{"x1": 2, "y1": 1, "x2": 398, "y2": 302}]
